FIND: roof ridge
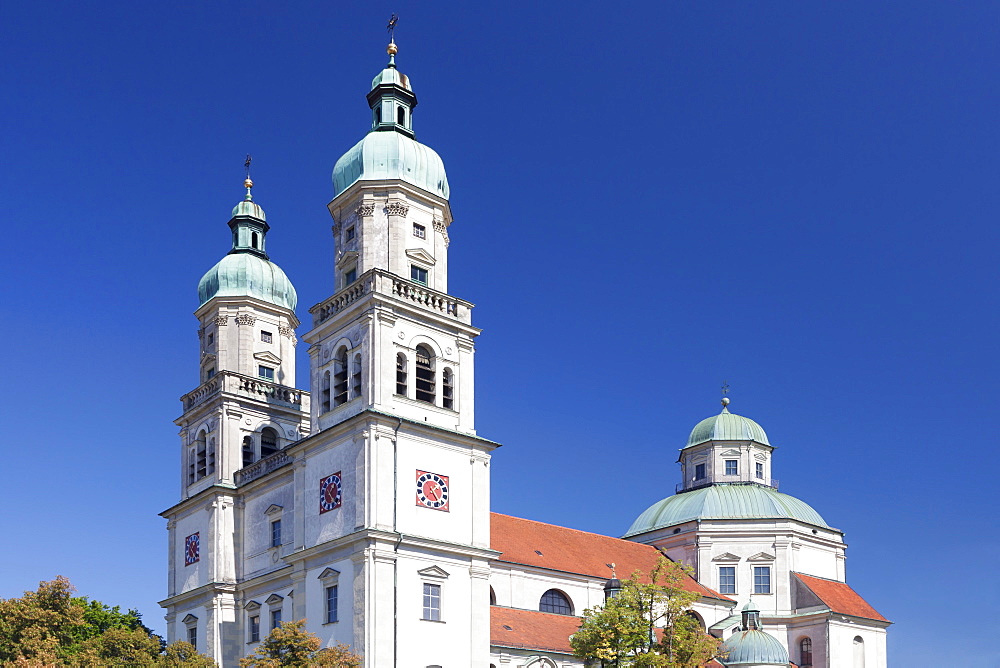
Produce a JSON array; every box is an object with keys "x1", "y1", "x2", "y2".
[
  {"x1": 792, "y1": 571, "x2": 847, "y2": 583},
  {"x1": 491, "y1": 512, "x2": 655, "y2": 546}
]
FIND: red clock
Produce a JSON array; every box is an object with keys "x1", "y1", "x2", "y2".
[
  {"x1": 320, "y1": 472, "x2": 343, "y2": 514},
  {"x1": 185, "y1": 533, "x2": 200, "y2": 565},
  {"x1": 416, "y1": 470, "x2": 449, "y2": 512}
]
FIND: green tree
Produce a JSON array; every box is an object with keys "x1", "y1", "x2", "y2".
[
  {"x1": 570, "y1": 557, "x2": 725, "y2": 668},
  {"x1": 0, "y1": 576, "x2": 83, "y2": 665},
  {"x1": 239, "y1": 620, "x2": 360, "y2": 668},
  {"x1": 158, "y1": 640, "x2": 217, "y2": 667}
]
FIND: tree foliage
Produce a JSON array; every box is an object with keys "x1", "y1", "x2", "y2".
[
  {"x1": 0, "y1": 577, "x2": 216, "y2": 667},
  {"x1": 570, "y1": 557, "x2": 725, "y2": 668},
  {"x1": 239, "y1": 620, "x2": 360, "y2": 668}
]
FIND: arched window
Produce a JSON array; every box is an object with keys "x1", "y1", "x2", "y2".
[
  {"x1": 800, "y1": 637, "x2": 813, "y2": 666},
  {"x1": 853, "y1": 636, "x2": 865, "y2": 668},
  {"x1": 489, "y1": 586, "x2": 496, "y2": 606},
  {"x1": 352, "y1": 354, "x2": 362, "y2": 399},
  {"x1": 260, "y1": 428, "x2": 278, "y2": 459},
  {"x1": 321, "y1": 370, "x2": 331, "y2": 413},
  {"x1": 188, "y1": 448, "x2": 196, "y2": 484},
  {"x1": 195, "y1": 431, "x2": 207, "y2": 479},
  {"x1": 333, "y1": 347, "x2": 348, "y2": 406},
  {"x1": 374, "y1": 107, "x2": 382, "y2": 126},
  {"x1": 397, "y1": 106, "x2": 406, "y2": 125},
  {"x1": 207, "y1": 438, "x2": 216, "y2": 475},
  {"x1": 539, "y1": 589, "x2": 573, "y2": 615},
  {"x1": 242, "y1": 436, "x2": 255, "y2": 468},
  {"x1": 396, "y1": 353, "x2": 408, "y2": 396},
  {"x1": 252, "y1": 232, "x2": 259, "y2": 249},
  {"x1": 685, "y1": 610, "x2": 705, "y2": 631},
  {"x1": 415, "y1": 345, "x2": 435, "y2": 404},
  {"x1": 442, "y1": 368, "x2": 454, "y2": 410}
]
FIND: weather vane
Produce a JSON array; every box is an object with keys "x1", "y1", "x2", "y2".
[
  {"x1": 387, "y1": 13, "x2": 398, "y2": 41},
  {"x1": 244, "y1": 154, "x2": 252, "y2": 180},
  {"x1": 243, "y1": 154, "x2": 253, "y2": 197},
  {"x1": 721, "y1": 381, "x2": 731, "y2": 407}
]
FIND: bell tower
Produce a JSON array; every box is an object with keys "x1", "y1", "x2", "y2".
[{"x1": 161, "y1": 178, "x2": 310, "y2": 665}]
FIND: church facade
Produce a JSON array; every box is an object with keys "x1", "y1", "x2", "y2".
[{"x1": 160, "y1": 40, "x2": 889, "y2": 668}]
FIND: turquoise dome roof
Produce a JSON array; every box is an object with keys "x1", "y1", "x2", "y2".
[
  {"x1": 332, "y1": 130, "x2": 449, "y2": 200},
  {"x1": 198, "y1": 253, "x2": 297, "y2": 310},
  {"x1": 720, "y1": 630, "x2": 789, "y2": 666},
  {"x1": 687, "y1": 407, "x2": 769, "y2": 448},
  {"x1": 624, "y1": 484, "x2": 830, "y2": 537},
  {"x1": 231, "y1": 198, "x2": 266, "y2": 221},
  {"x1": 372, "y1": 66, "x2": 411, "y2": 91}
]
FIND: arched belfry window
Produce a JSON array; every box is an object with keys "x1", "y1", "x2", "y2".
[
  {"x1": 396, "y1": 353, "x2": 408, "y2": 396},
  {"x1": 188, "y1": 448, "x2": 196, "y2": 484},
  {"x1": 397, "y1": 106, "x2": 406, "y2": 125},
  {"x1": 333, "y1": 347, "x2": 349, "y2": 406},
  {"x1": 252, "y1": 232, "x2": 259, "y2": 249},
  {"x1": 352, "y1": 354, "x2": 362, "y2": 399},
  {"x1": 374, "y1": 107, "x2": 382, "y2": 126},
  {"x1": 195, "y1": 431, "x2": 208, "y2": 479},
  {"x1": 207, "y1": 438, "x2": 216, "y2": 475},
  {"x1": 321, "y1": 370, "x2": 331, "y2": 413},
  {"x1": 800, "y1": 637, "x2": 813, "y2": 667},
  {"x1": 242, "y1": 436, "x2": 255, "y2": 468},
  {"x1": 260, "y1": 428, "x2": 278, "y2": 459},
  {"x1": 442, "y1": 368, "x2": 454, "y2": 410},
  {"x1": 415, "y1": 345, "x2": 435, "y2": 404},
  {"x1": 539, "y1": 589, "x2": 573, "y2": 615}
]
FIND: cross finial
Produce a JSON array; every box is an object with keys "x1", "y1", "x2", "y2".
[
  {"x1": 387, "y1": 13, "x2": 398, "y2": 39},
  {"x1": 721, "y1": 381, "x2": 730, "y2": 408},
  {"x1": 243, "y1": 154, "x2": 253, "y2": 199},
  {"x1": 386, "y1": 14, "x2": 399, "y2": 63}
]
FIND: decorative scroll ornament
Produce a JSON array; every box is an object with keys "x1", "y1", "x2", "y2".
[
  {"x1": 385, "y1": 201, "x2": 409, "y2": 217},
  {"x1": 433, "y1": 218, "x2": 450, "y2": 247},
  {"x1": 215, "y1": 315, "x2": 228, "y2": 326},
  {"x1": 356, "y1": 202, "x2": 376, "y2": 217},
  {"x1": 279, "y1": 325, "x2": 295, "y2": 338},
  {"x1": 332, "y1": 223, "x2": 342, "y2": 237},
  {"x1": 235, "y1": 313, "x2": 257, "y2": 326}
]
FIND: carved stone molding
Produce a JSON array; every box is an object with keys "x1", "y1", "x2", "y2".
[
  {"x1": 385, "y1": 201, "x2": 409, "y2": 217},
  {"x1": 279, "y1": 325, "x2": 295, "y2": 338},
  {"x1": 356, "y1": 202, "x2": 376, "y2": 217},
  {"x1": 331, "y1": 223, "x2": 341, "y2": 237},
  {"x1": 198, "y1": 328, "x2": 204, "y2": 339},
  {"x1": 215, "y1": 315, "x2": 228, "y2": 327},
  {"x1": 235, "y1": 313, "x2": 256, "y2": 326},
  {"x1": 433, "y1": 217, "x2": 450, "y2": 247}
]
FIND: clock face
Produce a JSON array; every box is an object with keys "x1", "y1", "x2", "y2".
[
  {"x1": 319, "y1": 472, "x2": 343, "y2": 514},
  {"x1": 415, "y1": 470, "x2": 449, "y2": 512},
  {"x1": 184, "y1": 533, "x2": 200, "y2": 565}
]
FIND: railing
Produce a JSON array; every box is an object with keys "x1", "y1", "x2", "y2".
[
  {"x1": 235, "y1": 449, "x2": 292, "y2": 486},
  {"x1": 310, "y1": 269, "x2": 474, "y2": 327},
  {"x1": 676, "y1": 479, "x2": 780, "y2": 494},
  {"x1": 181, "y1": 371, "x2": 307, "y2": 412}
]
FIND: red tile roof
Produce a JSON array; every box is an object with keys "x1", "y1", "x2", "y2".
[
  {"x1": 793, "y1": 573, "x2": 889, "y2": 622},
  {"x1": 490, "y1": 607, "x2": 580, "y2": 654},
  {"x1": 491, "y1": 513, "x2": 732, "y2": 602}
]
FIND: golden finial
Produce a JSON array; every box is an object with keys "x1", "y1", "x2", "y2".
[
  {"x1": 387, "y1": 41, "x2": 398, "y2": 56},
  {"x1": 244, "y1": 155, "x2": 253, "y2": 200}
]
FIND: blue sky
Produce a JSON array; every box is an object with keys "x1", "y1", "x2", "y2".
[{"x1": 2, "y1": 2, "x2": 998, "y2": 666}]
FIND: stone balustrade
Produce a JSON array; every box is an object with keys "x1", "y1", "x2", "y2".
[
  {"x1": 235, "y1": 449, "x2": 292, "y2": 486},
  {"x1": 180, "y1": 371, "x2": 306, "y2": 412},
  {"x1": 310, "y1": 268, "x2": 474, "y2": 326}
]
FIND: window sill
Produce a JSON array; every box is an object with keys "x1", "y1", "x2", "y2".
[
  {"x1": 420, "y1": 618, "x2": 446, "y2": 624},
  {"x1": 322, "y1": 620, "x2": 339, "y2": 626}
]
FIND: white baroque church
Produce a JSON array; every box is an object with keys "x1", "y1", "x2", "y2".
[{"x1": 160, "y1": 40, "x2": 890, "y2": 668}]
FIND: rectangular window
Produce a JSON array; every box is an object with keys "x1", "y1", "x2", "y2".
[
  {"x1": 187, "y1": 626, "x2": 197, "y2": 650},
  {"x1": 411, "y1": 265, "x2": 428, "y2": 285},
  {"x1": 326, "y1": 585, "x2": 339, "y2": 624},
  {"x1": 258, "y1": 366, "x2": 275, "y2": 381},
  {"x1": 345, "y1": 267, "x2": 357, "y2": 285},
  {"x1": 422, "y1": 583, "x2": 441, "y2": 621},
  {"x1": 754, "y1": 566, "x2": 771, "y2": 594},
  {"x1": 261, "y1": 331, "x2": 272, "y2": 343},
  {"x1": 345, "y1": 226, "x2": 355, "y2": 241},
  {"x1": 207, "y1": 332, "x2": 214, "y2": 346},
  {"x1": 719, "y1": 566, "x2": 736, "y2": 594},
  {"x1": 695, "y1": 463, "x2": 706, "y2": 480},
  {"x1": 249, "y1": 615, "x2": 260, "y2": 643},
  {"x1": 725, "y1": 460, "x2": 738, "y2": 476},
  {"x1": 756, "y1": 462, "x2": 764, "y2": 479},
  {"x1": 413, "y1": 223, "x2": 426, "y2": 239},
  {"x1": 205, "y1": 367, "x2": 215, "y2": 380},
  {"x1": 270, "y1": 519, "x2": 281, "y2": 548},
  {"x1": 270, "y1": 609, "x2": 282, "y2": 630}
]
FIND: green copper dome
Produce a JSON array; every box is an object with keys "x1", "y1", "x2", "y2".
[
  {"x1": 720, "y1": 630, "x2": 789, "y2": 666},
  {"x1": 332, "y1": 46, "x2": 449, "y2": 200},
  {"x1": 624, "y1": 484, "x2": 830, "y2": 537},
  {"x1": 197, "y1": 188, "x2": 297, "y2": 311},
  {"x1": 198, "y1": 253, "x2": 297, "y2": 310},
  {"x1": 686, "y1": 406, "x2": 770, "y2": 448},
  {"x1": 333, "y1": 131, "x2": 449, "y2": 199}
]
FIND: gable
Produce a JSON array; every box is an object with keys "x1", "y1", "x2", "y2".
[
  {"x1": 253, "y1": 351, "x2": 282, "y2": 365},
  {"x1": 712, "y1": 552, "x2": 741, "y2": 562},
  {"x1": 405, "y1": 247, "x2": 436, "y2": 265},
  {"x1": 417, "y1": 565, "x2": 450, "y2": 579}
]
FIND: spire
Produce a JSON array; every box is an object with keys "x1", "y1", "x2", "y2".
[
  {"x1": 368, "y1": 16, "x2": 417, "y2": 138},
  {"x1": 228, "y1": 162, "x2": 269, "y2": 259},
  {"x1": 603, "y1": 562, "x2": 622, "y2": 600}
]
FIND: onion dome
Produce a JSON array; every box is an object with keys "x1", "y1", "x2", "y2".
[
  {"x1": 719, "y1": 600, "x2": 790, "y2": 667},
  {"x1": 197, "y1": 179, "x2": 297, "y2": 310},
  {"x1": 686, "y1": 401, "x2": 770, "y2": 448},
  {"x1": 624, "y1": 484, "x2": 830, "y2": 537},
  {"x1": 332, "y1": 40, "x2": 450, "y2": 200}
]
